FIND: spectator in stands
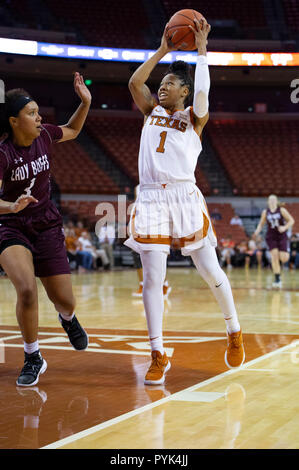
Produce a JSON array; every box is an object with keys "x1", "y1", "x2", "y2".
[
  {"x1": 64, "y1": 226, "x2": 79, "y2": 271},
  {"x1": 255, "y1": 235, "x2": 266, "y2": 268},
  {"x1": 220, "y1": 235, "x2": 235, "y2": 269},
  {"x1": 77, "y1": 230, "x2": 109, "y2": 272},
  {"x1": 65, "y1": 220, "x2": 76, "y2": 230},
  {"x1": 245, "y1": 238, "x2": 262, "y2": 269},
  {"x1": 230, "y1": 214, "x2": 243, "y2": 226},
  {"x1": 253, "y1": 234, "x2": 270, "y2": 268},
  {"x1": 233, "y1": 240, "x2": 247, "y2": 267},
  {"x1": 76, "y1": 231, "x2": 93, "y2": 272},
  {"x1": 289, "y1": 234, "x2": 299, "y2": 270},
  {"x1": 97, "y1": 222, "x2": 116, "y2": 269},
  {"x1": 211, "y1": 207, "x2": 222, "y2": 223},
  {"x1": 75, "y1": 220, "x2": 85, "y2": 237}
]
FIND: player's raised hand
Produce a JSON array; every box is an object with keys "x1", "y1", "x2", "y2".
[
  {"x1": 189, "y1": 17, "x2": 211, "y2": 53},
  {"x1": 73, "y1": 72, "x2": 92, "y2": 105},
  {"x1": 11, "y1": 194, "x2": 38, "y2": 213},
  {"x1": 160, "y1": 23, "x2": 179, "y2": 53}
]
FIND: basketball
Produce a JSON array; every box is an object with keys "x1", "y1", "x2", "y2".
[{"x1": 166, "y1": 9, "x2": 205, "y2": 51}]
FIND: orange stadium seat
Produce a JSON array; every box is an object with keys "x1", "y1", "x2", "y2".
[
  {"x1": 206, "y1": 119, "x2": 299, "y2": 197},
  {"x1": 60, "y1": 199, "x2": 132, "y2": 228},
  {"x1": 285, "y1": 203, "x2": 299, "y2": 233},
  {"x1": 45, "y1": 0, "x2": 150, "y2": 48},
  {"x1": 207, "y1": 203, "x2": 248, "y2": 244},
  {"x1": 6, "y1": 0, "x2": 38, "y2": 29},
  {"x1": 283, "y1": 0, "x2": 299, "y2": 31},
  {"x1": 50, "y1": 140, "x2": 119, "y2": 194},
  {"x1": 41, "y1": 111, "x2": 119, "y2": 194},
  {"x1": 161, "y1": 0, "x2": 266, "y2": 28}
]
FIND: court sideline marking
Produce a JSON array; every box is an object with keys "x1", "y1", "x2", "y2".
[{"x1": 41, "y1": 339, "x2": 299, "y2": 449}]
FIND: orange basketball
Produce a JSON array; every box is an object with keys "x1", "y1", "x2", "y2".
[{"x1": 166, "y1": 9, "x2": 205, "y2": 51}]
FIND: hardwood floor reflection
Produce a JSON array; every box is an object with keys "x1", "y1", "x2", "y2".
[{"x1": 0, "y1": 267, "x2": 298, "y2": 449}]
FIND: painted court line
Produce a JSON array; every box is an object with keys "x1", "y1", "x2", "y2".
[
  {"x1": 171, "y1": 391, "x2": 225, "y2": 403},
  {"x1": 0, "y1": 329, "x2": 222, "y2": 340},
  {"x1": 3, "y1": 344, "x2": 151, "y2": 356},
  {"x1": 0, "y1": 330, "x2": 228, "y2": 357},
  {"x1": 0, "y1": 335, "x2": 24, "y2": 342},
  {"x1": 41, "y1": 340, "x2": 299, "y2": 449},
  {"x1": 2, "y1": 327, "x2": 299, "y2": 337}
]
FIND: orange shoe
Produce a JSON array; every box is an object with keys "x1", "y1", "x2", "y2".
[
  {"x1": 144, "y1": 385, "x2": 171, "y2": 402},
  {"x1": 144, "y1": 351, "x2": 171, "y2": 385},
  {"x1": 132, "y1": 282, "x2": 143, "y2": 297},
  {"x1": 225, "y1": 330, "x2": 245, "y2": 368}
]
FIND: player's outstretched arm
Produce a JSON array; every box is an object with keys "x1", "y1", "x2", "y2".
[
  {"x1": 128, "y1": 24, "x2": 176, "y2": 116},
  {"x1": 189, "y1": 18, "x2": 211, "y2": 134},
  {"x1": 58, "y1": 72, "x2": 92, "y2": 142}
]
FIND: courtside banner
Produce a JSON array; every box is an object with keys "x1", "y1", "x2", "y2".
[{"x1": 0, "y1": 38, "x2": 298, "y2": 66}]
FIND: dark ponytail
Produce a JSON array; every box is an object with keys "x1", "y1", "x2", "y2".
[
  {"x1": 165, "y1": 60, "x2": 194, "y2": 106},
  {"x1": 0, "y1": 88, "x2": 33, "y2": 138}
]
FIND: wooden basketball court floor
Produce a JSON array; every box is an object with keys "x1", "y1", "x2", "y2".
[{"x1": 1, "y1": 267, "x2": 299, "y2": 450}]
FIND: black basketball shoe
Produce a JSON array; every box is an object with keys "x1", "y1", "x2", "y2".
[
  {"x1": 16, "y1": 350, "x2": 47, "y2": 387},
  {"x1": 58, "y1": 314, "x2": 88, "y2": 350}
]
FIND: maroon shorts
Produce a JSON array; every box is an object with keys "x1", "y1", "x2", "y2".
[
  {"x1": 266, "y1": 233, "x2": 288, "y2": 252},
  {"x1": 0, "y1": 201, "x2": 71, "y2": 277}
]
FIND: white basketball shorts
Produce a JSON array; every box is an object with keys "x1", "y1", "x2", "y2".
[{"x1": 124, "y1": 181, "x2": 217, "y2": 255}]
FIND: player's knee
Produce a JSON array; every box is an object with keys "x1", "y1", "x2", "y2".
[
  {"x1": 271, "y1": 250, "x2": 279, "y2": 261},
  {"x1": 143, "y1": 269, "x2": 163, "y2": 290},
  {"x1": 210, "y1": 269, "x2": 226, "y2": 288},
  {"x1": 54, "y1": 296, "x2": 76, "y2": 314},
  {"x1": 197, "y1": 262, "x2": 224, "y2": 288},
  {"x1": 17, "y1": 283, "x2": 37, "y2": 307}
]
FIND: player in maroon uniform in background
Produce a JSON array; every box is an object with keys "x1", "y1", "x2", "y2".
[
  {"x1": 253, "y1": 194, "x2": 294, "y2": 288},
  {"x1": 0, "y1": 73, "x2": 91, "y2": 386}
]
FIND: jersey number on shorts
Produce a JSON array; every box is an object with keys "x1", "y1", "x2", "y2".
[
  {"x1": 24, "y1": 178, "x2": 36, "y2": 197},
  {"x1": 156, "y1": 131, "x2": 167, "y2": 154}
]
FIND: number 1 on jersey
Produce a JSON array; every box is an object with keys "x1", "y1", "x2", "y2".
[{"x1": 156, "y1": 131, "x2": 167, "y2": 154}]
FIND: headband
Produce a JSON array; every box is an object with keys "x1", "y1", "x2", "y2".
[{"x1": 7, "y1": 95, "x2": 33, "y2": 117}]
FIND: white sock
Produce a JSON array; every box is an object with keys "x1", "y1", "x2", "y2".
[
  {"x1": 150, "y1": 336, "x2": 164, "y2": 355},
  {"x1": 24, "y1": 340, "x2": 39, "y2": 355},
  {"x1": 191, "y1": 245, "x2": 241, "y2": 334},
  {"x1": 60, "y1": 312, "x2": 75, "y2": 322},
  {"x1": 140, "y1": 250, "x2": 168, "y2": 353}
]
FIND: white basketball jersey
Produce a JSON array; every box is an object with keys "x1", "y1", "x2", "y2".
[{"x1": 138, "y1": 105, "x2": 202, "y2": 185}]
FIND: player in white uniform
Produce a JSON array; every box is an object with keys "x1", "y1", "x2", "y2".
[{"x1": 125, "y1": 18, "x2": 245, "y2": 385}]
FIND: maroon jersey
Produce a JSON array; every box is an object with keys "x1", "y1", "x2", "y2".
[
  {"x1": 266, "y1": 207, "x2": 288, "y2": 252},
  {"x1": 266, "y1": 207, "x2": 285, "y2": 234},
  {"x1": 0, "y1": 124, "x2": 63, "y2": 217}
]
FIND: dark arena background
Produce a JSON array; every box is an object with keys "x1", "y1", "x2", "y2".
[{"x1": 0, "y1": 0, "x2": 299, "y2": 453}]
